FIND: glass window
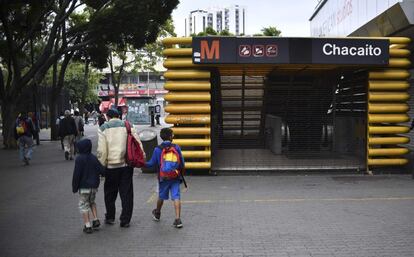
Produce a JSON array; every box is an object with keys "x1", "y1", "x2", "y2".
[
  {"x1": 121, "y1": 75, "x2": 128, "y2": 83},
  {"x1": 130, "y1": 75, "x2": 138, "y2": 84},
  {"x1": 139, "y1": 75, "x2": 148, "y2": 82}
]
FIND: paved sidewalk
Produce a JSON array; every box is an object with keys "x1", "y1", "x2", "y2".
[{"x1": 1, "y1": 125, "x2": 414, "y2": 257}]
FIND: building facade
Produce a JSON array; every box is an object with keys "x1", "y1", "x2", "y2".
[
  {"x1": 98, "y1": 72, "x2": 167, "y2": 124},
  {"x1": 310, "y1": 0, "x2": 414, "y2": 168},
  {"x1": 187, "y1": 5, "x2": 246, "y2": 36},
  {"x1": 309, "y1": 0, "x2": 412, "y2": 37}
]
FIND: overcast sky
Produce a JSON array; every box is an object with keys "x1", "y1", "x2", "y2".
[{"x1": 172, "y1": 0, "x2": 320, "y2": 37}]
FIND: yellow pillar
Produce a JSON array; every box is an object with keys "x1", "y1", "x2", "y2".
[
  {"x1": 367, "y1": 37, "x2": 411, "y2": 169},
  {"x1": 162, "y1": 37, "x2": 211, "y2": 171}
]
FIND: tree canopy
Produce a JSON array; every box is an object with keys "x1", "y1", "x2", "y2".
[
  {"x1": 195, "y1": 27, "x2": 235, "y2": 37},
  {"x1": 0, "y1": 0, "x2": 179, "y2": 147},
  {"x1": 255, "y1": 26, "x2": 282, "y2": 37}
]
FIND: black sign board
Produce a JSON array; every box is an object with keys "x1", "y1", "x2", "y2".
[
  {"x1": 192, "y1": 37, "x2": 389, "y2": 65},
  {"x1": 192, "y1": 37, "x2": 236, "y2": 64},
  {"x1": 312, "y1": 38, "x2": 389, "y2": 65}
]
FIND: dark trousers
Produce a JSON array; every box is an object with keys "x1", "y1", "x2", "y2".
[{"x1": 104, "y1": 166, "x2": 134, "y2": 224}]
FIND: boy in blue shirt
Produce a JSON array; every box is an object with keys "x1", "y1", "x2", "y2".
[{"x1": 145, "y1": 128, "x2": 185, "y2": 228}]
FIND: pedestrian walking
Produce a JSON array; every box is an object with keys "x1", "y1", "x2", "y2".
[
  {"x1": 29, "y1": 112, "x2": 40, "y2": 145},
  {"x1": 145, "y1": 127, "x2": 186, "y2": 228},
  {"x1": 15, "y1": 112, "x2": 36, "y2": 166},
  {"x1": 97, "y1": 108, "x2": 144, "y2": 228},
  {"x1": 155, "y1": 114, "x2": 161, "y2": 125},
  {"x1": 56, "y1": 112, "x2": 64, "y2": 150},
  {"x1": 72, "y1": 138, "x2": 105, "y2": 234},
  {"x1": 84, "y1": 111, "x2": 89, "y2": 125},
  {"x1": 98, "y1": 113, "x2": 106, "y2": 127},
  {"x1": 73, "y1": 111, "x2": 84, "y2": 153},
  {"x1": 91, "y1": 110, "x2": 98, "y2": 125},
  {"x1": 59, "y1": 110, "x2": 77, "y2": 160}
]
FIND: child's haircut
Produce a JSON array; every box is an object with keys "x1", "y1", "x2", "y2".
[{"x1": 160, "y1": 128, "x2": 173, "y2": 141}]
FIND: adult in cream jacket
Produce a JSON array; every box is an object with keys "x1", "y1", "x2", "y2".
[{"x1": 97, "y1": 108, "x2": 145, "y2": 227}]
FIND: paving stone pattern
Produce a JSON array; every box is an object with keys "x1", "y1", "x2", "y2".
[{"x1": 0, "y1": 125, "x2": 414, "y2": 257}]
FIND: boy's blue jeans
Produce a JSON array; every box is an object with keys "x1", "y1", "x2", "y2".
[{"x1": 18, "y1": 136, "x2": 33, "y2": 161}]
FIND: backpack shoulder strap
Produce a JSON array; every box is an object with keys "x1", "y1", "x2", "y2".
[
  {"x1": 124, "y1": 120, "x2": 131, "y2": 134},
  {"x1": 157, "y1": 144, "x2": 166, "y2": 150}
]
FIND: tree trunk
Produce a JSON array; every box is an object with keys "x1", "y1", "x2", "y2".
[
  {"x1": 49, "y1": 51, "x2": 73, "y2": 140},
  {"x1": 79, "y1": 60, "x2": 90, "y2": 115},
  {"x1": 1, "y1": 99, "x2": 18, "y2": 149},
  {"x1": 49, "y1": 96, "x2": 59, "y2": 141},
  {"x1": 114, "y1": 85, "x2": 119, "y2": 107},
  {"x1": 49, "y1": 57, "x2": 59, "y2": 141}
]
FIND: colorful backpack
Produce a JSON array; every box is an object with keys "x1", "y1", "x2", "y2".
[
  {"x1": 16, "y1": 119, "x2": 28, "y2": 135},
  {"x1": 125, "y1": 121, "x2": 145, "y2": 168},
  {"x1": 159, "y1": 144, "x2": 182, "y2": 180}
]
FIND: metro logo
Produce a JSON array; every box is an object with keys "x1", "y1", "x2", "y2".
[{"x1": 200, "y1": 40, "x2": 220, "y2": 60}]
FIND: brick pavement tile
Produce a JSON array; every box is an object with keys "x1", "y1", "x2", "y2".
[{"x1": 1, "y1": 128, "x2": 414, "y2": 257}]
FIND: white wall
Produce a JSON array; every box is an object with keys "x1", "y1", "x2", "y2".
[{"x1": 310, "y1": 0, "x2": 402, "y2": 37}]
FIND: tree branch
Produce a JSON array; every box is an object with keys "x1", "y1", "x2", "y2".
[
  {"x1": 0, "y1": 65, "x2": 5, "y2": 103},
  {"x1": 5, "y1": 59, "x2": 12, "y2": 93},
  {"x1": 18, "y1": 1, "x2": 55, "y2": 49},
  {"x1": 57, "y1": 0, "x2": 80, "y2": 24},
  {"x1": 20, "y1": 2, "x2": 84, "y2": 89},
  {"x1": 109, "y1": 51, "x2": 117, "y2": 88},
  {"x1": 61, "y1": 38, "x2": 93, "y2": 54},
  {"x1": 0, "y1": 10, "x2": 22, "y2": 82},
  {"x1": 116, "y1": 51, "x2": 126, "y2": 89},
  {"x1": 57, "y1": 51, "x2": 74, "y2": 91}
]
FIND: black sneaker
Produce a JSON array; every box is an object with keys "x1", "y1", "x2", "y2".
[
  {"x1": 83, "y1": 226, "x2": 93, "y2": 234},
  {"x1": 64, "y1": 151, "x2": 69, "y2": 160},
  {"x1": 173, "y1": 218, "x2": 183, "y2": 228},
  {"x1": 23, "y1": 157, "x2": 29, "y2": 166},
  {"x1": 104, "y1": 218, "x2": 115, "y2": 225},
  {"x1": 152, "y1": 209, "x2": 160, "y2": 221},
  {"x1": 92, "y1": 219, "x2": 101, "y2": 229},
  {"x1": 120, "y1": 222, "x2": 130, "y2": 228}
]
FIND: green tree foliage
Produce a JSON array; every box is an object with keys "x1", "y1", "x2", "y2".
[
  {"x1": 64, "y1": 62, "x2": 101, "y2": 105},
  {"x1": 107, "y1": 19, "x2": 177, "y2": 106},
  {"x1": 219, "y1": 29, "x2": 234, "y2": 36},
  {"x1": 256, "y1": 26, "x2": 282, "y2": 37},
  {"x1": 197, "y1": 26, "x2": 217, "y2": 36},
  {"x1": 195, "y1": 27, "x2": 234, "y2": 37},
  {"x1": 44, "y1": 62, "x2": 101, "y2": 105},
  {"x1": 0, "y1": 0, "x2": 179, "y2": 147}
]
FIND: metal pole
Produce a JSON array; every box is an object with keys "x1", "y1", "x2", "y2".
[{"x1": 147, "y1": 71, "x2": 150, "y2": 96}]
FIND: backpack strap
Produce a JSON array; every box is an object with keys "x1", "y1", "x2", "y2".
[
  {"x1": 157, "y1": 143, "x2": 176, "y2": 149},
  {"x1": 124, "y1": 120, "x2": 131, "y2": 134}
]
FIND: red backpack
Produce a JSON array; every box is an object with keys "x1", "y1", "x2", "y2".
[
  {"x1": 159, "y1": 144, "x2": 182, "y2": 180},
  {"x1": 125, "y1": 121, "x2": 145, "y2": 168}
]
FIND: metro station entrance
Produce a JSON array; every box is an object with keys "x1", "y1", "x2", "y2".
[
  {"x1": 211, "y1": 69, "x2": 367, "y2": 171},
  {"x1": 162, "y1": 36, "x2": 411, "y2": 173}
]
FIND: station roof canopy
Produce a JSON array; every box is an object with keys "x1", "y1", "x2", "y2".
[{"x1": 163, "y1": 36, "x2": 411, "y2": 76}]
